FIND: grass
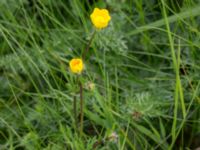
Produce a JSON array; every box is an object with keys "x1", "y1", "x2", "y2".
[{"x1": 0, "y1": 0, "x2": 200, "y2": 149}]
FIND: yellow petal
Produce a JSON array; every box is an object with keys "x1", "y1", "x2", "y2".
[{"x1": 90, "y1": 7, "x2": 111, "y2": 29}]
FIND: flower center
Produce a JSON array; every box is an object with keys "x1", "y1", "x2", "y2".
[
  {"x1": 96, "y1": 15, "x2": 105, "y2": 23},
  {"x1": 72, "y1": 60, "x2": 80, "y2": 66}
]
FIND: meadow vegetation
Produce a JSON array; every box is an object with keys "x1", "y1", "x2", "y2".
[{"x1": 0, "y1": 0, "x2": 200, "y2": 149}]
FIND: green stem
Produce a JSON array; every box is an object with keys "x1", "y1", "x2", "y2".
[
  {"x1": 82, "y1": 30, "x2": 96, "y2": 60},
  {"x1": 79, "y1": 81, "x2": 84, "y2": 136},
  {"x1": 78, "y1": 29, "x2": 96, "y2": 136},
  {"x1": 73, "y1": 95, "x2": 77, "y2": 130}
]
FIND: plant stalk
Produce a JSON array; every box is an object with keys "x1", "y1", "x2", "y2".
[
  {"x1": 73, "y1": 95, "x2": 77, "y2": 129},
  {"x1": 79, "y1": 81, "x2": 83, "y2": 136},
  {"x1": 79, "y1": 29, "x2": 96, "y2": 136},
  {"x1": 82, "y1": 30, "x2": 96, "y2": 60}
]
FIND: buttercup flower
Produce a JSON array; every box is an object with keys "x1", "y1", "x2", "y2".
[
  {"x1": 90, "y1": 8, "x2": 111, "y2": 29},
  {"x1": 69, "y1": 58, "x2": 84, "y2": 74}
]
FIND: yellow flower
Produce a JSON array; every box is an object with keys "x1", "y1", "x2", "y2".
[
  {"x1": 90, "y1": 8, "x2": 111, "y2": 29},
  {"x1": 69, "y1": 58, "x2": 84, "y2": 74}
]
